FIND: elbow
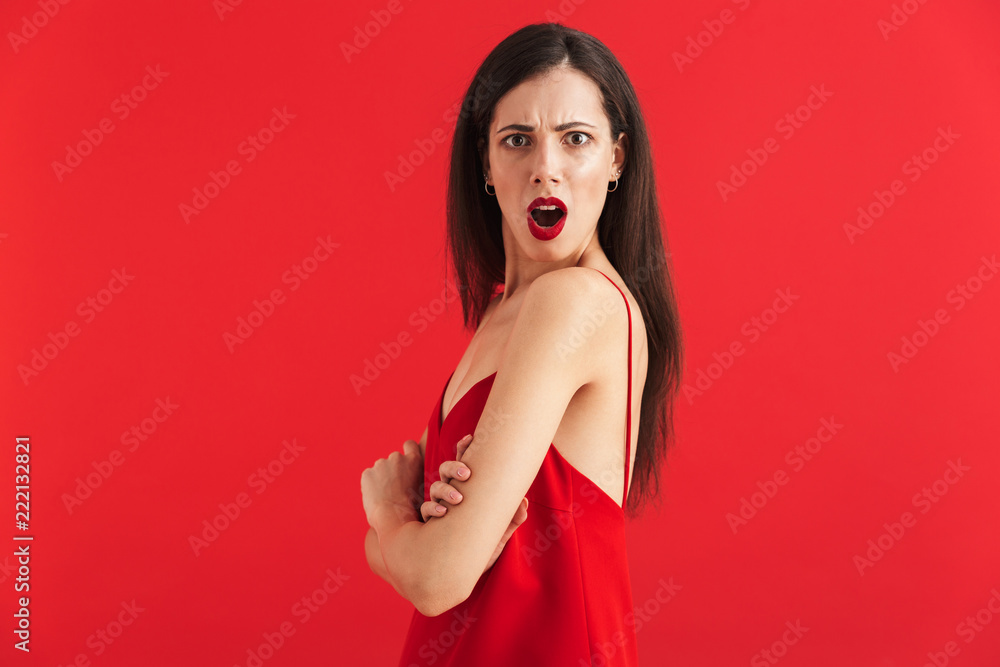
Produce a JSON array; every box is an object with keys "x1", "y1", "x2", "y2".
[
  {"x1": 414, "y1": 590, "x2": 467, "y2": 618},
  {"x1": 413, "y1": 595, "x2": 445, "y2": 618},
  {"x1": 411, "y1": 574, "x2": 473, "y2": 618},
  {"x1": 385, "y1": 526, "x2": 477, "y2": 616}
]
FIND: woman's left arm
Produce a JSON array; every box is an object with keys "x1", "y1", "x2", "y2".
[{"x1": 366, "y1": 268, "x2": 619, "y2": 617}]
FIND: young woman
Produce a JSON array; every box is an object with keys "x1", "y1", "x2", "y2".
[{"x1": 360, "y1": 22, "x2": 683, "y2": 666}]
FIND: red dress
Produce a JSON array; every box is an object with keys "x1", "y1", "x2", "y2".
[{"x1": 397, "y1": 268, "x2": 639, "y2": 667}]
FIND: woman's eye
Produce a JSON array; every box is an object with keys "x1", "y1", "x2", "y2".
[{"x1": 502, "y1": 132, "x2": 592, "y2": 148}]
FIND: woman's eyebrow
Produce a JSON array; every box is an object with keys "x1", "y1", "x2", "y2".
[{"x1": 495, "y1": 121, "x2": 596, "y2": 134}]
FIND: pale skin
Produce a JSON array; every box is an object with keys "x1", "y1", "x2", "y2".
[
  {"x1": 361, "y1": 65, "x2": 649, "y2": 617},
  {"x1": 363, "y1": 430, "x2": 529, "y2": 595}
]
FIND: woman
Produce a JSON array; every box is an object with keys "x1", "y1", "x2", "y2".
[{"x1": 360, "y1": 22, "x2": 683, "y2": 666}]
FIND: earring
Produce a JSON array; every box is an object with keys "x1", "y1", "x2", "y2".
[
  {"x1": 484, "y1": 172, "x2": 496, "y2": 196},
  {"x1": 608, "y1": 170, "x2": 620, "y2": 192}
]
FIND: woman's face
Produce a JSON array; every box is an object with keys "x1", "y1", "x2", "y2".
[{"x1": 483, "y1": 67, "x2": 625, "y2": 262}]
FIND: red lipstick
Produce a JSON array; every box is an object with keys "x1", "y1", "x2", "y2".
[{"x1": 526, "y1": 197, "x2": 567, "y2": 240}]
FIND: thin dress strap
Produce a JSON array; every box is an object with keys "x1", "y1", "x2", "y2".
[{"x1": 587, "y1": 268, "x2": 633, "y2": 507}]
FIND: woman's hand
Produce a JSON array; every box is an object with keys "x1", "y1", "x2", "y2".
[
  {"x1": 361, "y1": 439, "x2": 424, "y2": 531},
  {"x1": 420, "y1": 434, "x2": 529, "y2": 572}
]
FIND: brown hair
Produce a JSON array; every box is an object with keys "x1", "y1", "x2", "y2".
[{"x1": 444, "y1": 23, "x2": 683, "y2": 519}]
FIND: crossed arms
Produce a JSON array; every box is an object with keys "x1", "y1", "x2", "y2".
[{"x1": 363, "y1": 268, "x2": 624, "y2": 616}]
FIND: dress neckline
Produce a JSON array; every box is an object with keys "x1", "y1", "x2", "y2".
[
  {"x1": 434, "y1": 368, "x2": 627, "y2": 513},
  {"x1": 431, "y1": 265, "x2": 633, "y2": 510},
  {"x1": 439, "y1": 370, "x2": 498, "y2": 428}
]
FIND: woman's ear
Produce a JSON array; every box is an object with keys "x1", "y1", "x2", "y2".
[{"x1": 612, "y1": 132, "x2": 628, "y2": 177}]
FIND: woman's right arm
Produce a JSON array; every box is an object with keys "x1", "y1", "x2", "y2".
[{"x1": 364, "y1": 425, "x2": 527, "y2": 609}]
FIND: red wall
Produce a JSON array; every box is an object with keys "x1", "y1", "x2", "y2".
[{"x1": 2, "y1": 0, "x2": 998, "y2": 665}]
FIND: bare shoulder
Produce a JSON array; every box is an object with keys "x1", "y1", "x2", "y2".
[
  {"x1": 419, "y1": 425, "x2": 428, "y2": 459},
  {"x1": 526, "y1": 266, "x2": 646, "y2": 384},
  {"x1": 504, "y1": 267, "x2": 631, "y2": 376},
  {"x1": 525, "y1": 266, "x2": 633, "y2": 338},
  {"x1": 525, "y1": 266, "x2": 624, "y2": 310}
]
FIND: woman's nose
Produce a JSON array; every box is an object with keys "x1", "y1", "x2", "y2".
[{"x1": 530, "y1": 136, "x2": 562, "y2": 184}]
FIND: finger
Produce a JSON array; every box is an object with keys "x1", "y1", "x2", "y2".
[
  {"x1": 439, "y1": 459, "x2": 471, "y2": 483},
  {"x1": 498, "y1": 499, "x2": 529, "y2": 544},
  {"x1": 512, "y1": 497, "x2": 528, "y2": 525},
  {"x1": 420, "y1": 500, "x2": 447, "y2": 521},
  {"x1": 403, "y1": 439, "x2": 419, "y2": 456},
  {"x1": 456, "y1": 434, "x2": 473, "y2": 460},
  {"x1": 429, "y1": 480, "x2": 463, "y2": 504}
]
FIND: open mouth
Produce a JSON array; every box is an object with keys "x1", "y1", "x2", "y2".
[
  {"x1": 530, "y1": 206, "x2": 564, "y2": 227},
  {"x1": 526, "y1": 196, "x2": 567, "y2": 240}
]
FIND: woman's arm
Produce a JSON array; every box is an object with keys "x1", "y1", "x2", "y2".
[
  {"x1": 365, "y1": 526, "x2": 390, "y2": 580},
  {"x1": 366, "y1": 525, "x2": 408, "y2": 594},
  {"x1": 364, "y1": 427, "x2": 428, "y2": 597},
  {"x1": 373, "y1": 268, "x2": 621, "y2": 617}
]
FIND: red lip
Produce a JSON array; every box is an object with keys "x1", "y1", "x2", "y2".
[{"x1": 526, "y1": 197, "x2": 568, "y2": 241}]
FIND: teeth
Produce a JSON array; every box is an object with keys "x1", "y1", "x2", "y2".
[{"x1": 533, "y1": 205, "x2": 561, "y2": 210}]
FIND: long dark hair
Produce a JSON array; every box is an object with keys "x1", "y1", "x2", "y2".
[{"x1": 444, "y1": 23, "x2": 683, "y2": 519}]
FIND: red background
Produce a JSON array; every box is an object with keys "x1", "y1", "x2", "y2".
[{"x1": 2, "y1": 0, "x2": 999, "y2": 665}]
